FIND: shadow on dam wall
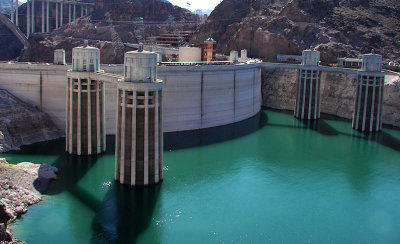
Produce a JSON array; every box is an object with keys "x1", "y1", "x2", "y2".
[{"x1": 164, "y1": 112, "x2": 265, "y2": 151}]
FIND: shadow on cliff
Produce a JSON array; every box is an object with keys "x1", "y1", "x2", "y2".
[
  {"x1": 164, "y1": 112, "x2": 265, "y2": 151},
  {"x1": 90, "y1": 183, "x2": 161, "y2": 244}
]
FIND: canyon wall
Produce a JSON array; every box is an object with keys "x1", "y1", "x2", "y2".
[{"x1": 261, "y1": 66, "x2": 400, "y2": 127}]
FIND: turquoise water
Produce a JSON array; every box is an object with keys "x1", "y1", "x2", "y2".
[{"x1": 3, "y1": 109, "x2": 400, "y2": 243}]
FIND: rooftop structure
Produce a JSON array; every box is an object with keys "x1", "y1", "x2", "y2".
[
  {"x1": 54, "y1": 49, "x2": 66, "y2": 65},
  {"x1": 202, "y1": 37, "x2": 216, "y2": 63}
]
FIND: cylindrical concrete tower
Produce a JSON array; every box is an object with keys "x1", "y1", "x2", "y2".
[
  {"x1": 66, "y1": 45, "x2": 106, "y2": 155},
  {"x1": 54, "y1": 49, "x2": 66, "y2": 65},
  {"x1": 352, "y1": 54, "x2": 385, "y2": 132},
  {"x1": 294, "y1": 50, "x2": 321, "y2": 120},
  {"x1": 115, "y1": 51, "x2": 163, "y2": 186},
  {"x1": 229, "y1": 50, "x2": 238, "y2": 63}
]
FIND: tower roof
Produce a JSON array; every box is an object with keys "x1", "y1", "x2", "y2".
[{"x1": 205, "y1": 37, "x2": 215, "y2": 42}]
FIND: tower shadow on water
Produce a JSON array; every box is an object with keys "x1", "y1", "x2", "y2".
[{"x1": 90, "y1": 183, "x2": 161, "y2": 244}]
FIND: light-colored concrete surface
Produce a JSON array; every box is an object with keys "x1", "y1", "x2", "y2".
[{"x1": 0, "y1": 62, "x2": 262, "y2": 134}]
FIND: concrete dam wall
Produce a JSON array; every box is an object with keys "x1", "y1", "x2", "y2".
[{"x1": 0, "y1": 63, "x2": 261, "y2": 134}]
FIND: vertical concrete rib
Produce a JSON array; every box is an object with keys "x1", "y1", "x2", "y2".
[
  {"x1": 16, "y1": 0, "x2": 19, "y2": 26},
  {"x1": 80, "y1": 4, "x2": 83, "y2": 17},
  {"x1": 295, "y1": 70, "x2": 301, "y2": 117},
  {"x1": 77, "y1": 78, "x2": 82, "y2": 155},
  {"x1": 362, "y1": 76, "x2": 369, "y2": 131},
  {"x1": 27, "y1": 0, "x2": 30, "y2": 37},
  {"x1": 308, "y1": 71, "x2": 313, "y2": 120},
  {"x1": 73, "y1": 3, "x2": 76, "y2": 26},
  {"x1": 69, "y1": 79, "x2": 73, "y2": 153},
  {"x1": 159, "y1": 91, "x2": 163, "y2": 181},
  {"x1": 131, "y1": 91, "x2": 137, "y2": 185},
  {"x1": 154, "y1": 90, "x2": 159, "y2": 183},
  {"x1": 102, "y1": 82, "x2": 106, "y2": 151},
  {"x1": 11, "y1": 0, "x2": 14, "y2": 23},
  {"x1": 301, "y1": 69, "x2": 307, "y2": 119},
  {"x1": 369, "y1": 77, "x2": 376, "y2": 132},
  {"x1": 96, "y1": 81, "x2": 101, "y2": 153},
  {"x1": 41, "y1": 0, "x2": 44, "y2": 32},
  {"x1": 119, "y1": 90, "x2": 126, "y2": 184},
  {"x1": 66, "y1": 78, "x2": 69, "y2": 152},
  {"x1": 144, "y1": 91, "x2": 149, "y2": 185},
  {"x1": 68, "y1": 3, "x2": 71, "y2": 24},
  {"x1": 377, "y1": 79, "x2": 383, "y2": 131},
  {"x1": 314, "y1": 71, "x2": 320, "y2": 119},
  {"x1": 114, "y1": 89, "x2": 120, "y2": 180},
  {"x1": 60, "y1": 2, "x2": 63, "y2": 26},
  {"x1": 55, "y1": 2, "x2": 58, "y2": 29},
  {"x1": 46, "y1": 0, "x2": 49, "y2": 33},
  {"x1": 31, "y1": 0, "x2": 34, "y2": 33},
  {"x1": 233, "y1": 70, "x2": 236, "y2": 121},
  {"x1": 87, "y1": 79, "x2": 92, "y2": 155}
]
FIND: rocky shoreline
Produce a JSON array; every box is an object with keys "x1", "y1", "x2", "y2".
[
  {"x1": 0, "y1": 158, "x2": 57, "y2": 243},
  {"x1": 0, "y1": 89, "x2": 62, "y2": 153}
]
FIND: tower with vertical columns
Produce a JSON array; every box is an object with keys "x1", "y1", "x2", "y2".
[
  {"x1": 54, "y1": 49, "x2": 66, "y2": 65},
  {"x1": 294, "y1": 50, "x2": 321, "y2": 120},
  {"x1": 115, "y1": 51, "x2": 163, "y2": 186},
  {"x1": 66, "y1": 44, "x2": 106, "y2": 155},
  {"x1": 352, "y1": 54, "x2": 385, "y2": 132}
]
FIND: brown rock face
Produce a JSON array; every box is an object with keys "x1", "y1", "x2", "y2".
[
  {"x1": 0, "y1": 0, "x2": 200, "y2": 63},
  {"x1": 191, "y1": 0, "x2": 400, "y2": 63},
  {"x1": 0, "y1": 89, "x2": 62, "y2": 153}
]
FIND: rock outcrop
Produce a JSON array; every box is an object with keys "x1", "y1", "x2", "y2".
[
  {"x1": 0, "y1": 89, "x2": 62, "y2": 153},
  {"x1": 0, "y1": 158, "x2": 57, "y2": 243},
  {"x1": 191, "y1": 0, "x2": 400, "y2": 63},
  {"x1": 261, "y1": 66, "x2": 400, "y2": 128}
]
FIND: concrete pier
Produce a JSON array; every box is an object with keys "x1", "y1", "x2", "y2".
[
  {"x1": 15, "y1": 0, "x2": 18, "y2": 26},
  {"x1": 41, "y1": 0, "x2": 44, "y2": 32},
  {"x1": 31, "y1": 0, "x2": 34, "y2": 33},
  {"x1": 115, "y1": 51, "x2": 163, "y2": 186},
  {"x1": 46, "y1": 0, "x2": 49, "y2": 33},
  {"x1": 73, "y1": 3, "x2": 76, "y2": 26},
  {"x1": 55, "y1": 2, "x2": 58, "y2": 29},
  {"x1": 352, "y1": 54, "x2": 385, "y2": 132},
  {"x1": 66, "y1": 44, "x2": 106, "y2": 155},
  {"x1": 294, "y1": 50, "x2": 321, "y2": 120},
  {"x1": 11, "y1": 0, "x2": 14, "y2": 23},
  {"x1": 26, "y1": 0, "x2": 30, "y2": 37},
  {"x1": 60, "y1": 2, "x2": 63, "y2": 26}
]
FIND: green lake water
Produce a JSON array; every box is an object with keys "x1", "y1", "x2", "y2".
[{"x1": 2, "y1": 109, "x2": 400, "y2": 243}]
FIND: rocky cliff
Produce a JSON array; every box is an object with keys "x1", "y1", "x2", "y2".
[
  {"x1": 0, "y1": 0, "x2": 199, "y2": 63},
  {"x1": 0, "y1": 89, "x2": 62, "y2": 153},
  {"x1": 261, "y1": 66, "x2": 400, "y2": 128},
  {"x1": 191, "y1": 0, "x2": 400, "y2": 63}
]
